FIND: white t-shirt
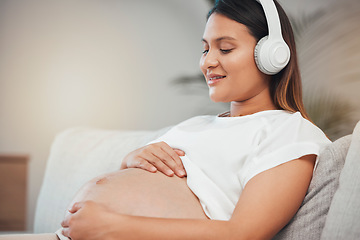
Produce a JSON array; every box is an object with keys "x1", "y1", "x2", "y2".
[{"x1": 149, "y1": 110, "x2": 331, "y2": 220}]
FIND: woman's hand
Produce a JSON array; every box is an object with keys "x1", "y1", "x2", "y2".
[
  {"x1": 120, "y1": 142, "x2": 186, "y2": 177},
  {"x1": 61, "y1": 201, "x2": 123, "y2": 240}
]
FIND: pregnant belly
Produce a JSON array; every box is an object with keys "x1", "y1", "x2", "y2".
[{"x1": 69, "y1": 168, "x2": 208, "y2": 219}]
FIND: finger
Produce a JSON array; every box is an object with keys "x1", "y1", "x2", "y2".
[
  {"x1": 61, "y1": 209, "x2": 73, "y2": 228},
  {"x1": 137, "y1": 159, "x2": 157, "y2": 173},
  {"x1": 141, "y1": 144, "x2": 176, "y2": 176},
  {"x1": 139, "y1": 143, "x2": 178, "y2": 177},
  {"x1": 144, "y1": 154, "x2": 175, "y2": 177},
  {"x1": 125, "y1": 155, "x2": 155, "y2": 171},
  {"x1": 62, "y1": 228, "x2": 70, "y2": 238},
  {"x1": 152, "y1": 149, "x2": 179, "y2": 176},
  {"x1": 173, "y1": 148, "x2": 186, "y2": 175},
  {"x1": 155, "y1": 146, "x2": 179, "y2": 168},
  {"x1": 69, "y1": 201, "x2": 84, "y2": 213},
  {"x1": 61, "y1": 219, "x2": 68, "y2": 228},
  {"x1": 159, "y1": 143, "x2": 186, "y2": 177},
  {"x1": 61, "y1": 214, "x2": 71, "y2": 228},
  {"x1": 173, "y1": 149, "x2": 185, "y2": 156}
]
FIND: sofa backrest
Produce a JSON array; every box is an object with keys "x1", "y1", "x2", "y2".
[
  {"x1": 321, "y1": 121, "x2": 360, "y2": 239},
  {"x1": 274, "y1": 134, "x2": 352, "y2": 240},
  {"x1": 34, "y1": 127, "x2": 170, "y2": 233}
]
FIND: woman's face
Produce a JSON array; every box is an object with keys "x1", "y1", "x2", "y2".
[{"x1": 200, "y1": 13, "x2": 271, "y2": 103}]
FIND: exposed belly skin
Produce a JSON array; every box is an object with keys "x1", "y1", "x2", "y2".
[{"x1": 69, "y1": 168, "x2": 208, "y2": 219}]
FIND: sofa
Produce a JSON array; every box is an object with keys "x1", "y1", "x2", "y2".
[{"x1": 31, "y1": 120, "x2": 360, "y2": 239}]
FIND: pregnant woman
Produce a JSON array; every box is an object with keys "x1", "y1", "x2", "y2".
[
  {"x1": 0, "y1": 0, "x2": 330, "y2": 239},
  {"x1": 58, "y1": 0, "x2": 330, "y2": 239}
]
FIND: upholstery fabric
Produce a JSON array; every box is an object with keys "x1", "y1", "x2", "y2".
[
  {"x1": 0, "y1": 233, "x2": 58, "y2": 240},
  {"x1": 33, "y1": 123, "x2": 358, "y2": 237},
  {"x1": 34, "y1": 127, "x2": 169, "y2": 233},
  {"x1": 273, "y1": 134, "x2": 352, "y2": 240},
  {"x1": 321, "y1": 121, "x2": 360, "y2": 239}
]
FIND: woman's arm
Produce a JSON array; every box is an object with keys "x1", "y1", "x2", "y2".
[
  {"x1": 229, "y1": 154, "x2": 316, "y2": 239},
  {"x1": 62, "y1": 154, "x2": 316, "y2": 240}
]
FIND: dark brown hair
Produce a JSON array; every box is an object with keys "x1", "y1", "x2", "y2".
[{"x1": 208, "y1": 0, "x2": 310, "y2": 120}]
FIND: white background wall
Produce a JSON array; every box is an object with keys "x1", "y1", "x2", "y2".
[
  {"x1": 0, "y1": 0, "x2": 213, "y2": 231},
  {"x1": 0, "y1": 0, "x2": 359, "y2": 232}
]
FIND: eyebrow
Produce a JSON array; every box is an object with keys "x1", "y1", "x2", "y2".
[{"x1": 201, "y1": 36, "x2": 237, "y2": 43}]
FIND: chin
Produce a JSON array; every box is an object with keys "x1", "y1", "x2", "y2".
[{"x1": 209, "y1": 94, "x2": 229, "y2": 103}]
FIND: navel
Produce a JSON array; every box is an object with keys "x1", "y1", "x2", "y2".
[{"x1": 95, "y1": 177, "x2": 108, "y2": 184}]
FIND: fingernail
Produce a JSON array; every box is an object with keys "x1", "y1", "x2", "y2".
[
  {"x1": 178, "y1": 170, "x2": 186, "y2": 176},
  {"x1": 167, "y1": 170, "x2": 174, "y2": 175}
]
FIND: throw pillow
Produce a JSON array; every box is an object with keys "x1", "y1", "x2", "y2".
[
  {"x1": 273, "y1": 134, "x2": 351, "y2": 240},
  {"x1": 321, "y1": 121, "x2": 360, "y2": 239}
]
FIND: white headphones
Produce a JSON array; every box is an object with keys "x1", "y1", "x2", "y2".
[{"x1": 254, "y1": 0, "x2": 290, "y2": 75}]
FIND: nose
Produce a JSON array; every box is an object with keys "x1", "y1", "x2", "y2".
[{"x1": 200, "y1": 50, "x2": 219, "y2": 70}]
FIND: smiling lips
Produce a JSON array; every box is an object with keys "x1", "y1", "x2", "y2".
[{"x1": 207, "y1": 74, "x2": 226, "y2": 86}]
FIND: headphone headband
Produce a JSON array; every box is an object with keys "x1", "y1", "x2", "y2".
[{"x1": 257, "y1": 0, "x2": 283, "y2": 39}]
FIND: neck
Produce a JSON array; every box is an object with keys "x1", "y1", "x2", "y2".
[
  {"x1": 229, "y1": 89, "x2": 278, "y2": 117},
  {"x1": 229, "y1": 102, "x2": 278, "y2": 117}
]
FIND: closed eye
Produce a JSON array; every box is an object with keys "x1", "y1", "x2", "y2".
[{"x1": 220, "y1": 49, "x2": 233, "y2": 54}]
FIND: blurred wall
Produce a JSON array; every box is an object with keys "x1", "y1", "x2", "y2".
[
  {"x1": 283, "y1": 0, "x2": 360, "y2": 139},
  {"x1": 0, "y1": 0, "x2": 212, "y2": 231},
  {"x1": 0, "y1": 0, "x2": 359, "y2": 232}
]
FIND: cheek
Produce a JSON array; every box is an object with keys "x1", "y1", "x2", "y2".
[
  {"x1": 223, "y1": 54, "x2": 252, "y2": 77},
  {"x1": 199, "y1": 56, "x2": 206, "y2": 74},
  {"x1": 225, "y1": 51, "x2": 256, "y2": 76}
]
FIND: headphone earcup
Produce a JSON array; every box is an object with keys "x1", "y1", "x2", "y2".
[
  {"x1": 254, "y1": 36, "x2": 290, "y2": 75},
  {"x1": 254, "y1": 36, "x2": 269, "y2": 74}
]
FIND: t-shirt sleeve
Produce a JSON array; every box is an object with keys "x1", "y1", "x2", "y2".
[{"x1": 241, "y1": 112, "x2": 331, "y2": 187}]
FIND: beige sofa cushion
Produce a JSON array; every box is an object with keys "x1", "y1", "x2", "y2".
[
  {"x1": 34, "y1": 127, "x2": 169, "y2": 233},
  {"x1": 321, "y1": 121, "x2": 360, "y2": 239},
  {"x1": 274, "y1": 134, "x2": 351, "y2": 240}
]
